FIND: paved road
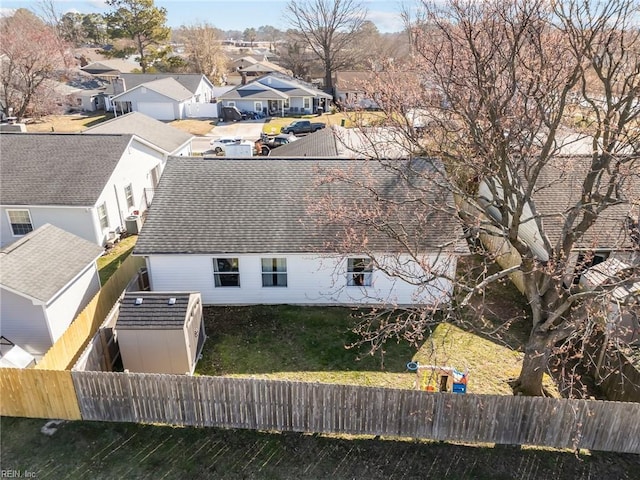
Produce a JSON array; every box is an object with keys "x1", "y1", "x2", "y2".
[{"x1": 192, "y1": 119, "x2": 267, "y2": 154}]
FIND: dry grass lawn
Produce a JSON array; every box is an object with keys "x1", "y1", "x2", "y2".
[
  {"x1": 169, "y1": 118, "x2": 216, "y2": 135},
  {"x1": 262, "y1": 111, "x2": 387, "y2": 134},
  {"x1": 26, "y1": 113, "x2": 114, "y2": 133}
]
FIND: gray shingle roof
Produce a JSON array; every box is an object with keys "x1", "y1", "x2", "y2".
[
  {"x1": 134, "y1": 157, "x2": 461, "y2": 255},
  {"x1": 120, "y1": 73, "x2": 207, "y2": 94},
  {"x1": 84, "y1": 112, "x2": 192, "y2": 154},
  {"x1": 530, "y1": 157, "x2": 640, "y2": 250},
  {"x1": 114, "y1": 78, "x2": 193, "y2": 102},
  {"x1": 116, "y1": 292, "x2": 193, "y2": 329},
  {"x1": 0, "y1": 133, "x2": 132, "y2": 206},
  {"x1": 0, "y1": 224, "x2": 103, "y2": 303},
  {"x1": 274, "y1": 128, "x2": 338, "y2": 157}
]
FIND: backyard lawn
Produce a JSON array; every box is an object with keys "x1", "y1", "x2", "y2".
[
  {"x1": 2, "y1": 416, "x2": 638, "y2": 480},
  {"x1": 197, "y1": 304, "x2": 539, "y2": 395},
  {"x1": 25, "y1": 112, "x2": 114, "y2": 133}
]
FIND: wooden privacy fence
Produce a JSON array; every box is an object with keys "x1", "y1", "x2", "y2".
[
  {"x1": 0, "y1": 255, "x2": 144, "y2": 419},
  {"x1": 72, "y1": 372, "x2": 640, "y2": 454},
  {"x1": 0, "y1": 369, "x2": 80, "y2": 419},
  {"x1": 36, "y1": 255, "x2": 146, "y2": 371}
]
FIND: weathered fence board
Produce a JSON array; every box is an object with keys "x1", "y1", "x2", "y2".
[{"x1": 71, "y1": 371, "x2": 640, "y2": 453}]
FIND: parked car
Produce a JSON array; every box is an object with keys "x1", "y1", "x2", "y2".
[
  {"x1": 210, "y1": 137, "x2": 243, "y2": 154},
  {"x1": 268, "y1": 133, "x2": 299, "y2": 149},
  {"x1": 280, "y1": 120, "x2": 326, "y2": 136}
]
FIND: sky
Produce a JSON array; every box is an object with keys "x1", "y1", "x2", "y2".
[{"x1": 0, "y1": 0, "x2": 407, "y2": 33}]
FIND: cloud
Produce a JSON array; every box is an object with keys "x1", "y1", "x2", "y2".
[
  {"x1": 368, "y1": 10, "x2": 404, "y2": 33},
  {"x1": 0, "y1": 8, "x2": 17, "y2": 17}
]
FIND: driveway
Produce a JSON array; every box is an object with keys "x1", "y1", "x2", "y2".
[{"x1": 192, "y1": 119, "x2": 267, "y2": 155}]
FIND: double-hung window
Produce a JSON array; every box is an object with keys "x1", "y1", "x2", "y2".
[
  {"x1": 213, "y1": 258, "x2": 240, "y2": 287},
  {"x1": 124, "y1": 184, "x2": 134, "y2": 209},
  {"x1": 262, "y1": 258, "x2": 287, "y2": 287},
  {"x1": 7, "y1": 209, "x2": 33, "y2": 236},
  {"x1": 97, "y1": 203, "x2": 109, "y2": 230},
  {"x1": 347, "y1": 258, "x2": 372, "y2": 287}
]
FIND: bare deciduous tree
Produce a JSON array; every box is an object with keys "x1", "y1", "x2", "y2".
[
  {"x1": 285, "y1": 0, "x2": 368, "y2": 91},
  {"x1": 175, "y1": 23, "x2": 228, "y2": 84},
  {"x1": 314, "y1": 0, "x2": 639, "y2": 397},
  {"x1": 0, "y1": 9, "x2": 71, "y2": 119}
]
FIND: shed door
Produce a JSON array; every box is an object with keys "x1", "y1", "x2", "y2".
[{"x1": 137, "y1": 102, "x2": 175, "y2": 120}]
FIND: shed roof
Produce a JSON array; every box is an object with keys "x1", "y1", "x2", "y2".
[
  {"x1": 0, "y1": 133, "x2": 133, "y2": 206},
  {"x1": 134, "y1": 157, "x2": 462, "y2": 255},
  {"x1": 84, "y1": 112, "x2": 193, "y2": 154},
  {"x1": 0, "y1": 224, "x2": 103, "y2": 303},
  {"x1": 116, "y1": 292, "x2": 195, "y2": 329}
]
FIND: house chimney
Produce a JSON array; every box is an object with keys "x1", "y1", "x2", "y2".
[{"x1": 241, "y1": 71, "x2": 247, "y2": 86}]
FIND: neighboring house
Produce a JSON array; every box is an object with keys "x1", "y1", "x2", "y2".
[
  {"x1": 133, "y1": 158, "x2": 465, "y2": 306},
  {"x1": 476, "y1": 153, "x2": 640, "y2": 292},
  {"x1": 80, "y1": 59, "x2": 140, "y2": 79},
  {"x1": 0, "y1": 133, "x2": 166, "y2": 247},
  {"x1": 333, "y1": 71, "x2": 379, "y2": 110},
  {"x1": 0, "y1": 224, "x2": 103, "y2": 359},
  {"x1": 273, "y1": 126, "x2": 418, "y2": 159},
  {"x1": 219, "y1": 74, "x2": 332, "y2": 116},
  {"x1": 84, "y1": 111, "x2": 194, "y2": 158},
  {"x1": 110, "y1": 73, "x2": 218, "y2": 120}
]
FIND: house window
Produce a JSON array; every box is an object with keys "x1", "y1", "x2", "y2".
[
  {"x1": 227, "y1": 101, "x2": 236, "y2": 107},
  {"x1": 303, "y1": 97, "x2": 311, "y2": 110},
  {"x1": 151, "y1": 164, "x2": 161, "y2": 188},
  {"x1": 124, "y1": 184, "x2": 134, "y2": 209},
  {"x1": 7, "y1": 209, "x2": 33, "y2": 236},
  {"x1": 347, "y1": 258, "x2": 372, "y2": 287},
  {"x1": 254, "y1": 101, "x2": 263, "y2": 113},
  {"x1": 262, "y1": 258, "x2": 287, "y2": 287},
  {"x1": 284, "y1": 99, "x2": 290, "y2": 109},
  {"x1": 97, "y1": 202, "x2": 109, "y2": 230},
  {"x1": 213, "y1": 258, "x2": 240, "y2": 287}
]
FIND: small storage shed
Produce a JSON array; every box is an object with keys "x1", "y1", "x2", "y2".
[{"x1": 115, "y1": 292, "x2": 205, "y2": 374}]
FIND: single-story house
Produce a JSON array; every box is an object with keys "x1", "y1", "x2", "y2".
[
  {"x1": 273, "y1": 126, "x2": 419, "y2": 159},
  {"x1": 333, "y1": 71, "x2": 379, "y2": 110},
  {"x1": 0, "y1": 224, "x2": 103, "y2": 359},
  {"x1": 84, "y1": 111, "x2": 194, "y2": 158},
  {"x1": 133, "y1": 157, "x2": 465, "y2": 306},
  {"x1": 80, "y1": 59, "x2": 140, "y2": 79},
  {"x1": 111, "y1": 73, "x2": 218, "y2": 120},
  {"x1": 0, "y1": 133, "x2": 166, "y2": 247},
  {"x1": 115, "y1": 291, "x2": 206, "y2": 375},
  {"x1": 219, "y1": 74, "x2": 332, "y2": 116},
  {"x1": 475, "y1": 151, "x2": 639, "y2": 291}
]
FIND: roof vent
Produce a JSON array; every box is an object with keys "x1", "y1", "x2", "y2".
[
  {"x1": 168, "y1": 297, "x2": 176, "y2": 305},
  {"x1": 135, "y1": 297, "x2": 143, "y2": 305}
]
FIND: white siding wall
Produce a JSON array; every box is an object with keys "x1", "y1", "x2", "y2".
[
  {"x1": 1, "y1": 206, "x2": 95, "y2": 247},
  {"x1": 93, "y1": 139, "x2": 163, "y2": 243},
  {"x1": 145, "y1": 253, "x2": 456, "y2": 306},
  {"x1": 0, "y1": 289, "x2": 50, "y2": 358},
  {"x1": 45, "y1": 264, "x2": 100, "y2": 342}
]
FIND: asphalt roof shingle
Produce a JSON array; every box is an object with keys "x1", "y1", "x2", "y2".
[
  {"x1": 116, "y1": 292, "x2": 193, "y2": 329},
  {"x1": 0, "y1": 133, "x2": 132, "y2": 206},
  {"x1": 84, "y1": 112, "x2": 193, "y2": 154},
  {"x1": 133, "y1": 157, "x2": 461, "y2": 255},
  {"x1": 120, "y1": 73, "x2": 206, "y2": 94},
  {"x1": 0, "y1": 224, "x2": 103, "y2": 303}
]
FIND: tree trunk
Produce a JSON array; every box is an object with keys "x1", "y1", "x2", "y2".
[{"x1": 512, "y1": 332, "x2": 550, "y2": 396}]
